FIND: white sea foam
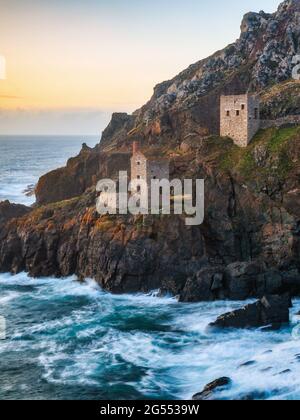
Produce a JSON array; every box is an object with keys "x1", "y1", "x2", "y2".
[{"x1": 2, "y1": 269, "x2": 300, "y2": 400}]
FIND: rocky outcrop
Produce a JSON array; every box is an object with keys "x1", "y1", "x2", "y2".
[
  {"x1": 35, "y1": 147, "x2": 130, "y2": 205},
  {"x1": 192, "y1": 377, "x2": 232, "y2": 400},
  {"x1": 209, "y1": 294, "x2": 291, "y2": 330},
  {"x1": 98, "y1": 113, "x2": 136, "y2": 152},
  {"x1": 0, "y1": 201, "x2": 31, "y2": 226}
]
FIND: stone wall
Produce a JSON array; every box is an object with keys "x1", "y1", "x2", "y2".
[
  {"x1": 220, "y1": 94, "x2": 260, "y2": 148},
  {"x1": 220, "y1": 95, "x2": 249, "y2": 147},
  {"x1": 131, "y1": 151, "x2": 147, "y2": 193}
]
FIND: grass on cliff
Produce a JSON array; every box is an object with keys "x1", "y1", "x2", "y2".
[{"x1": 220, "y1": 126, "x2": 300, "y2": 182}]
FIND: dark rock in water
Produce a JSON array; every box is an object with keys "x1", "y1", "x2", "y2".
[
  {"x1": 239, "y1": 360, "x2": 257, "y2": 368},
  {"x1": 192, "y1": 377, "x2": 232, "y2": 401},
  {"x1": 260, "y1": 367, "x2": 273, "y2": 373},
  {"x1": 209, "y1": 294, "x2": 291, "y2": 330},
  {"x1": 240, "y1": 391, "x2": 268, "y2": 401},
  {"x1": 276, "y1": 369, "x2": 291, "y2": 376}
]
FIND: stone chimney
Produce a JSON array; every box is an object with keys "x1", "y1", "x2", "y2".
[{"x1": 132, "y1": 141, "x2": 139, "y2": 155}]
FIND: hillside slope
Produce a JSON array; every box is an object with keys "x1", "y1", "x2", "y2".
[{"x1": 35, "y1": 0, "x2": 300, "y2": 205}]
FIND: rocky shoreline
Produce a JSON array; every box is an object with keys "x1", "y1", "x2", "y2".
[
  {"x1": 0, "y1": 1, "x2": 299, "y2": 310},
  {"x1": 0, "y1": 0, "x2": 299, "y2": 402}
]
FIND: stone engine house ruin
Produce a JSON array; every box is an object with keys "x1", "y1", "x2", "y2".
[
  {"x1": 220, "y1": 94, "x2": 260, "y2": 147},
  {"x1": 130, "y1": 141, "x2": 169, "y2": 194}
]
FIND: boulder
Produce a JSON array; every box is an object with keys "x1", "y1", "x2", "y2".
[
  {"x1": 179, "y1": 267, "x2": 224, "y2": 302},
  {"x1": 224, "y1": 260, "x2": 266, "y2": 300},
  {"x1": 192, "y1": 377, "x2": 232, "y2": 401},
  {"x1": 209, "y1": 294, "x2": 291, "y2": 330}
]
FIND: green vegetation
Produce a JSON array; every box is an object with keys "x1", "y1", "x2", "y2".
[{"x1": 220, "y1": 126, "x2": 300, "y2": 184}]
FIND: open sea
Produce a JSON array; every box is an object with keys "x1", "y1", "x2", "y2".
[{"x1": 1, "y1": 136, "x2": 300, "y2": 400}]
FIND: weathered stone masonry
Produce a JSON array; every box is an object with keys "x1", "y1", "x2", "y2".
[
  {"x1": 130, "y1": 142, "x2": 169, "y2": 195},
  {"x1": 220, "y1": 94, "x2": 260, "y2": 147}
]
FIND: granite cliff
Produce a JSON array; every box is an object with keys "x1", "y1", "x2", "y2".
[{"x1": 0, "y1": 0, "x2": 300, "y2": 301}]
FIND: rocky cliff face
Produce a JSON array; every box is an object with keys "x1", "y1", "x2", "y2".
[
  {"x1": 136, "y1": 0, "x2": 300, "y2": 122},
  {"x1": 1, "y1": 126, "x2": 300, "y2": 301},
  {"x1": 1, "y1": 0, "x2": 300, "y2": 301},
  {"x1": 0, "y1": 201, "x2": 30, "y2": 227},
  {"x1": 34, "y1": 0, "x2": 300, "y2": 207}
]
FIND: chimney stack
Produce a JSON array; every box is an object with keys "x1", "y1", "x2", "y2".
[{"x1": 132, "y1": 141, "x2": 139, "y2": 155}]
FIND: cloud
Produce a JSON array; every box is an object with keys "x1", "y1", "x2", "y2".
[
  {"x1": 0, "y1": 108, "x2": 112, "y2": 135},
  {"x1": 0, "y1": 95, "x2": 20, "y2": 99}
]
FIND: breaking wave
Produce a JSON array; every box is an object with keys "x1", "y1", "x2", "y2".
[{"x1": 1, "y1": 272, "x2": 300, "y2": 400}]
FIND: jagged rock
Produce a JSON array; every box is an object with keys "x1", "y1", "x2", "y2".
[
  {"x1": 179, "y1": 267, "x2": 224, "y2": 302},
  {"x1": 209, "y1": 295, "x2": 291, "y2": 330},
  {"x1": 0, "y1": 201, "x2": 31, "y2": 225},
  {"x1": 192, "y1": 377, "x2": 232, "y2": 400}
]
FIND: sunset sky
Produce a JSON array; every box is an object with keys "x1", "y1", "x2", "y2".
[{"x1": 0, "y1": 0, "x2": 280, "y2": 134}]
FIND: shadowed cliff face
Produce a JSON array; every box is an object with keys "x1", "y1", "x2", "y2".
[
  {"x1": 1, "y1": 127, "x2": 300, "y2": 301},
  {"x1": 0, "y1": 201, "x2": 30, "y2": 227}
]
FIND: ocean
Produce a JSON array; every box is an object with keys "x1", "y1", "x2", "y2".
[
  {"x1": 0, "y1": 135, "x2": 100, "y2": 206},
  {"x1": 1, "y1": 136, "x2": 300, "y2": 400}
]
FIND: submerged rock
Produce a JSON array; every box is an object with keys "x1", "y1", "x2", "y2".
[
  {"x1": 239, "y1": 360, "x2": 257, "y2": 368},
  {"x1": 239, "y1": 391, "x2": 268, "y2": 401},
  {"x1": 192, "y1": 377, "x2": 232, "y2": 400},
  {"x1": 209, "y1": 294, "x2": 291, "y2": 330}
]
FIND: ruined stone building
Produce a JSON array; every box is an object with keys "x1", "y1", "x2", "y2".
[
  {"x1": 220, "y1": 94, "x2": 260, "y2": 147},
  {"x1": 130, "y1": 142, "x2": 169, "y2": 194}
]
